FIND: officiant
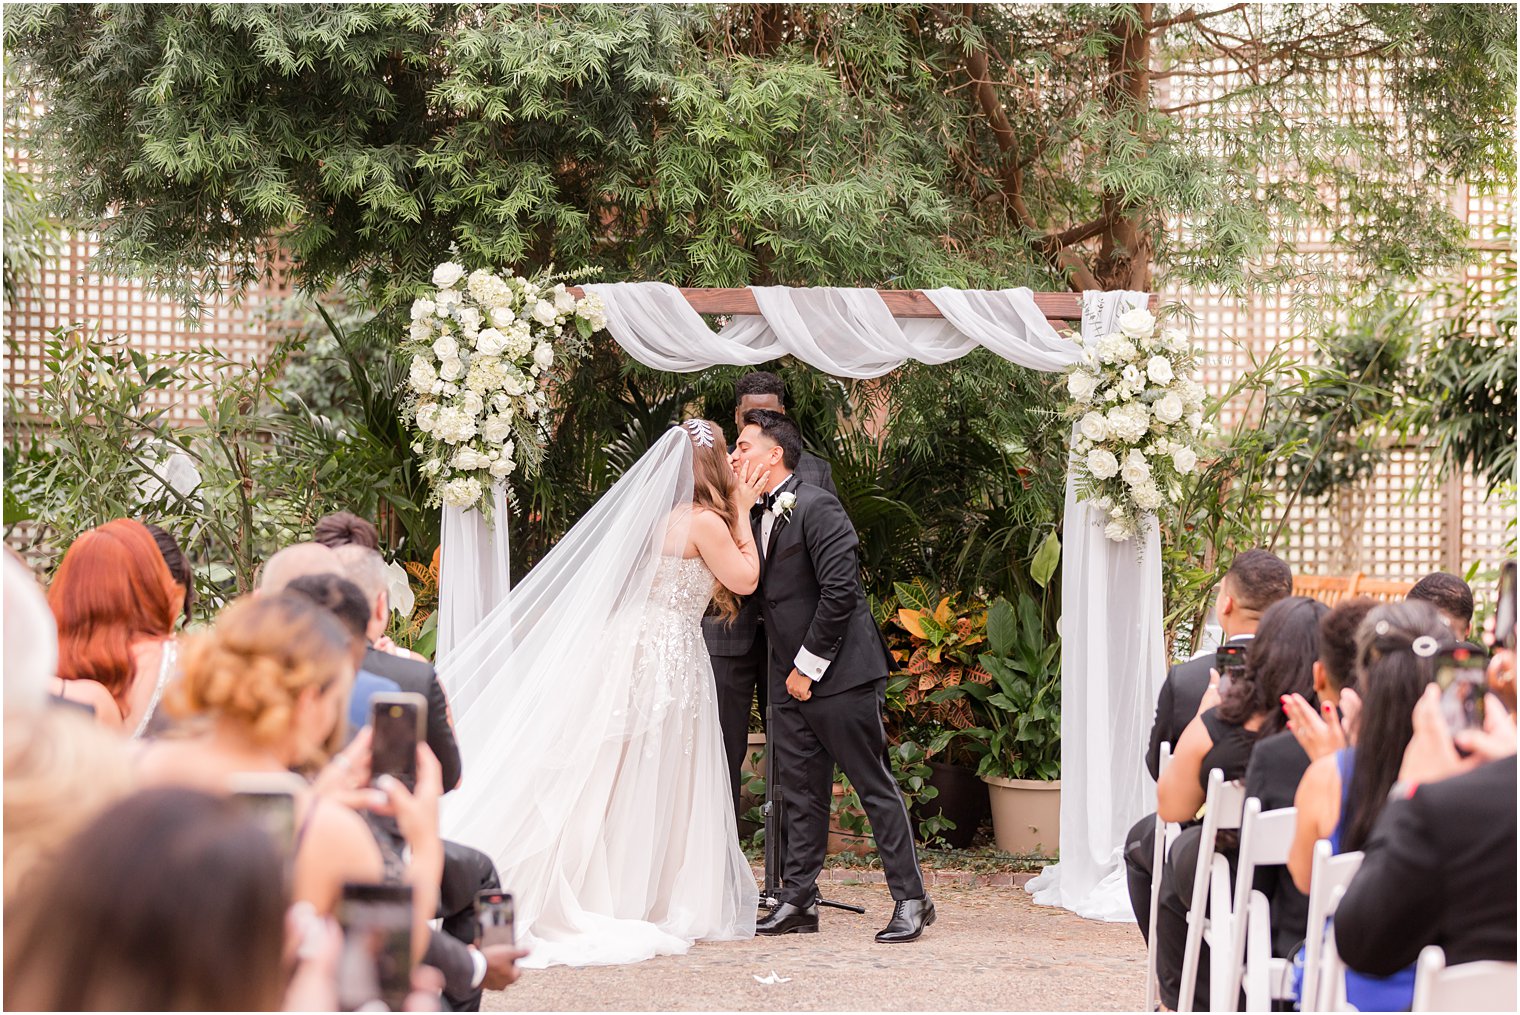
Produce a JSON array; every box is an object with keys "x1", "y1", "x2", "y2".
[{"x1": 704, "y1": 371, "x2": 837, "y2": 821}]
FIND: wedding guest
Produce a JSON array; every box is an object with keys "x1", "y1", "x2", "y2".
[
  {"x1": 313, "y1": 510, "x2": 381, "y2": 550},
  {"x1": 3, "y1": 787, "x2": 288, "y2": 1011},
  {"x1": 334, "y1": 543, "x2": 461, "y2": 792},
  {"x1": 143, "y1": 521, "x2": 194, "y2": 628},
  {"x1": 284, "y1": 573, "x2": 402, "y2": 734},
  {"x1": 1335, "y1": 683, "x2": 1516, "y2": 980},
  {"x1": 1407, "y1": 570, "x2": 1477, "y2": 642},
  {"x1": 1152, "y1": 595, "x2": 1327, "y2": 1011},
  {"x1": 1243, "y1": 596, "x2": 1377, "y2": 957},
  {"x1": 1125, "y1": 549, "x2": 1293, "y2": 939},
  {"x1": 707, "y1": 370, "x2": 836, "y2": 818},
  {"x1": 48, "y1": 519, "x2": 180, "y2": 730},
  {"x1": 256, "y1": 540, "x2": 344, "y2": 594},
  {"x1": 136, "y1": 594, "x2": 444, "y2": 957},
  {"x1": 1286, "y1": 600, "x2": 1455, "y2": 1010}
]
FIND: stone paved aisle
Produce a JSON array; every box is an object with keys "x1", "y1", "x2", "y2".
[{"x1": 484, "y1": 881, "x2": 1145, "y2": 1012}]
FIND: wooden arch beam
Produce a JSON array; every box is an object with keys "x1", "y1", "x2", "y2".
[{"x1": 567, "y1": 287, "x2": 1159, "y2": 325}]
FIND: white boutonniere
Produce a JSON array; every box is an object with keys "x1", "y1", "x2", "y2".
[{"x1": 769, "y1": 491, "x2": 797, "y2": 522}]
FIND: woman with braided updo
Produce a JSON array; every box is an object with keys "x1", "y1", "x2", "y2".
[{"x1": 136, "y1": 593, "x2": 444, "y2": 960}]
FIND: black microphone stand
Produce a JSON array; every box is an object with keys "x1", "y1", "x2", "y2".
[{"x1": 760, "y1": 700, "x2": 866, "y2": 916}]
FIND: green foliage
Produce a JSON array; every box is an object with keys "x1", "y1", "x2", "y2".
[{"x1": 953, "y1": 593, "x2": 1062, "y2": 781}]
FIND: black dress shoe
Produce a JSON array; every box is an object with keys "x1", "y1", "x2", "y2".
[
  {"x1": 875, "y1": 896, "x2": 935, "y2": 943},
  {"x1": 756, "y1": 901, "x2": 819, "y2": 935}
]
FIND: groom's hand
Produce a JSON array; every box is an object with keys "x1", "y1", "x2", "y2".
[{"x1": 786, "y1": 668, "x2": 812, "y2": 701}]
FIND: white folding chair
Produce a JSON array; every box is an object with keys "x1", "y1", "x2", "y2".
[
  {"x1": 1315, "y1": 904, "x2": 1352, "y2": 1013},
  {"x1": 1301, "y1": 841, "x2": 1363, "y2": 1010},
  {"x1": 1412, "y1": 945, "x2": 1519, "y2": 1012},
  {"x1": 1178, "y1": 769, "x2": 1248, "y2": 1013},
  {"x1": 1224, "y1": 798, "x2": 1298, "y2": 1011},
  {"x1": 1144, "y1": 741, "x2": 1178, "y2": 1012}
]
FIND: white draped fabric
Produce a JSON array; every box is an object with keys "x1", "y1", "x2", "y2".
[
  {"x1": 1024, "y1": 290, "x2": 1168, "y2": 922},
  {"x1": 437, "y1": 281, "x2": 1167, "y2": 924}
]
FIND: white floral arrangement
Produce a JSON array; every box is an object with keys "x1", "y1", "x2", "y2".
[
  {"x1": 403, "y1": 262, "x2": 605, "y2": 512},
  {"x1": 1065, "y1": 306, "x2": 1208, "y2": 541}
]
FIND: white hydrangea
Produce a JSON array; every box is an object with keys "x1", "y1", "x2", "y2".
[
  {"x1": 577, "y1": 298, "x2": 607, "y2": 331},
  {"x1": 1132, "y1": 481, "x2": 1164, "y2": 511},
  {"x1": 1121, "y1": 448, "x2": 1152, "y2": 489},
  {"x1": 1172, "y1": 446, "x2": 1199, "y2": 474},
  {"x1": 1080, "y1": 411, "x2": 1111, "y2": 442},
  {"x1": 1106, "y1": 402, "x2": 1150, "y2": 443},
  {"x1": 409, "y1": 355, "x2": 436, "y2": 394},
  {"x1": 432, "y1": 262, "x2": 465, "y2": 289},
  {"x1": 1097, "y1": 333, "x2": 1139, "y2": 365},
  {"x1": 465, "y1": 356, "x2": 506, "y2": 395},
  {"x1": 1164, "y1": 328, "x2": 1189, "y2": 352},
  {"x1": 1154, "y1": 391, "x2": 1185, "y2": 424},
  {"x1": 1067, "y1": 370, "x2": 1099, "y2": 403},
  {"x1": 1118, "y1": 307, "x2": 1155, "y2": 339},
  {"x1": 1180, "y1": 377, "x2": 1207, "y2": 410},
  {"x1": 1146, "y1": 356, "x2": 1174, "y2": 386},
  {"x1": 432, "y1": 407, "x2": 477, "y2": 445},
  {"x1": 440, "y1": 476, "x2": 483, "y2": 508},
  {"x1": 1086, "y1": 448, "x2": 1120, "y2": 480},
  {"x1": 504, "y1": 326, "x2": 534, "y2": 360}
]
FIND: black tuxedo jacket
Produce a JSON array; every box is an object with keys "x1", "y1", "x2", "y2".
[
  {"x1": 750, "y1": 478, "x2": 889, "y2": 700},
  {"x1": 1335, "y1": 755, "x2": 1517, "y2": 976},
  {"x1": 361, "y1": 647, "x2": 462, "y2": 793},
  {"x1": 702, "y1": 450, "x2": 835, "y2": 657},
  {"x1": 1145, "y1": 635, "x2": 1252, "y2": 780}
]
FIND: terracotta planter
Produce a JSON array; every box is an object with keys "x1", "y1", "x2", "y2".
[
  {"x1": 982, "y1": 775, "x2": 1060, "y2": 856},
  {"x1": 827, "y1": 782, "x2": 874, "y2": 857},
  {"x1": 911, "y1": 761, "x2": 989, "y2": 849}
]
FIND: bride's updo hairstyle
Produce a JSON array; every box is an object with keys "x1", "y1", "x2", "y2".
[
  {"x1": 683, "y1": 419, "x2": 742, "y2": 622},
  {"x1": 169, "y1": 593, "x2": 355, "y2": 752}
]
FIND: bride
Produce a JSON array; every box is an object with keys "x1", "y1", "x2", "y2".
[{"x1": 437, "y1": 420, "x2": 768, "y2": 967}]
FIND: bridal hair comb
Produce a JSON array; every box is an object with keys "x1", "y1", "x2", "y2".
[{"x1": 684, "y1": 419, "x2": 716, "y2": 448}]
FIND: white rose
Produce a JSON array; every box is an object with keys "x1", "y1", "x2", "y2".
[
  {"x1": 482, "y1": 415, "x2": 512, "y2": 444},
  {"x1": 409, "y1": 319, "x2": 433, "y2": 344},
  {"x1": 415, "y1": 403, "x2": 439, "y2": 433},
  {"x1": 432, "y1": 333, "x2": 459, "y2": 361},
  {"x1": 489, "y1": 305, "x2": 515, "y2": 328},
  {"x1": 489, "y1": 456, "x2": 516, "y2": 479},
  {"x1": 410, "y1": 298, "x2": 436, "y2": 321},
  {"x1": 462, "y1": 390, "x2": 484, "y2": 419},
  {"x1": 1067, "y1": 370, "x2": 1099, "y2": 403},
  {"x1": 503, "y1": 374, "x2": 526, "y2": 397},
  {"x1": 438, "y1": 356, "x2": 464, "y2": 382},
  {"x1": 1154, "y1": 391, "x2": 1185, "y2": 424},
  {"x1": 533, "y1": 343, "x2": 554, "y2": 372},
  {"x1": 1080, "y1": 411, "x2": 1110, "y2": 442},
  {"x1": 1165, "y1": 328, "x2": 1189, "y2": 352},
  {"x1": 1172, "y1": 446, "x2": 1198, "y2": 474},
  {"x1": 1146, "y1": 356, "x2": 1174, "y2": 386},
  {"x1": 475, "y1": 328, "x2": 506, "y2": 356},
  {"x1": 1188, "y1": 411, "x2": 1205, "y2": 431},
  {"x1": 1086, "y1": 448, "x2": 1120, "y2": 480},
  {"x1": 432, "y1": 262, "x2": 465, "y2": 289},
  {"x1": 422, "y1": 458, "x2": 442, "y2": 477},
  {"x1": 455, "y1": 306, "x2": 480, "y2": 331},
  {"x1": 1104, "y1": 515, "x2": 1137, "y2": 542},
  {"x1": 532, "y1": 300, "x2": 557, "y2": 327},
  {"x1": 1132, "y1": 481, "x2": 1164, "y2": 511},
  {"x1": 409, "y1": 355, "x2": 436, "y2": 394},
  {"x1": 1121, "y1": 448, "x2": 1152, "y2": 489},
  {"x1": 553, "y1": 286, "x2": 575, "y2": 312},
  {"x1": 1118, "y1": 307, "x2": 1155, "y2": 338}
]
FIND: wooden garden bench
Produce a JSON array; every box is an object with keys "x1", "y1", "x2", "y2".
[{"x1": 1293, "y1": 572, "x2": 1413, "y2": 606}]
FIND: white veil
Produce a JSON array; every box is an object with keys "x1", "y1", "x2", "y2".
[{"x1": 436, "y1": 427, "x2": 756, "y2": 966}]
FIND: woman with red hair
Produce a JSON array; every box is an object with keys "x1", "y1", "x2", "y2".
[{"x1": 48, "y1": 519, "x2": 180, "y2": 733}]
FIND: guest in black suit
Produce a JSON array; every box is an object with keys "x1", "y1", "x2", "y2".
[
  {"x1": 702, "y1": 371, "x2": 836, "y2": 819},
  {"x1": 1244, "y1": 595, "x2": 1377, "y2": 957},
  {"x1": 1336, "y1": 686, "x2": 1516, "y2": 977},
  {"x1": 731, "y1": 410, "x2": 930, "y2": 943},
  {"x1": 1407, "y1": 571, "x2": 1488, "y2": 658},
  {"x1": 1125, "y1": 548, "x2": 1293, "y2": 937}
]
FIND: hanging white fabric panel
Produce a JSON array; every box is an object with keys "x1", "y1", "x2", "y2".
[
  {"x1": 436, "y1": 483, "x2": 512, "y2": 666},
  {"x1": 1024, "y1": 289, "x2": 1168, "y2": 921}
]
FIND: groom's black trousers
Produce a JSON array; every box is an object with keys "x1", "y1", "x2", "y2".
[{"x1": 770, "y1": 677, "x2": 924, "y2": 906}]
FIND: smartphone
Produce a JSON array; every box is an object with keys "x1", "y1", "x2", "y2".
[
  {"x1": 1495, "y1": 560, "x2": 1516, "y2": 651},
  {"x1": 336, "y1": 882, "x2": 413, "y2": 1011},
  {"x1": 228, "y1": 772, "x2": 304, "y2": 864},
  {"x1": 1435, "y1": 645, "x2": 1488, "y2": 735},
  {"x1": 1214, "y1": 642, "x2": 1248, "y2": 694},
  {"x1": 370, "y1": 692, "x2": 426, "y2": 792},
  {"x1": 476, "y1": 889, "x2": 516, "y2": 948}
]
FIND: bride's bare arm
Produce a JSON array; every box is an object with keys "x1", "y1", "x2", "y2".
[{"x1": 691, "y1": 511, "x2": 760, "y2": 595}]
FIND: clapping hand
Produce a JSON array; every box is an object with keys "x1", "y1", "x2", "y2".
[{"x1": 1283, "y1": 689, "x2": 1361, "y2": 762}]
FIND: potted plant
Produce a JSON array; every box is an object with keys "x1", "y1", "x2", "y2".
[{"x1": 958, "y1": 592, "x2": 1062, "y2": 855}]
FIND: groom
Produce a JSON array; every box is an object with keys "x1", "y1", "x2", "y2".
[{"x1": 731, "y1": 409, "x2": 933, "y2": 943}]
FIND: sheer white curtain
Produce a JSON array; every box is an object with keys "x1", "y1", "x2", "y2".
[
  {"x1": 1025, "y1": 289, "x2": 1167, "y2": 921},
  {"x1": 436, "y1": 484, "x2": 511, "y2": 665}
]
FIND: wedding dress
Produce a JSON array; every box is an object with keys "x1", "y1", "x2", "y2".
[{"x1": 437, "y1": 428, "x2": 757, "y2": 967}]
